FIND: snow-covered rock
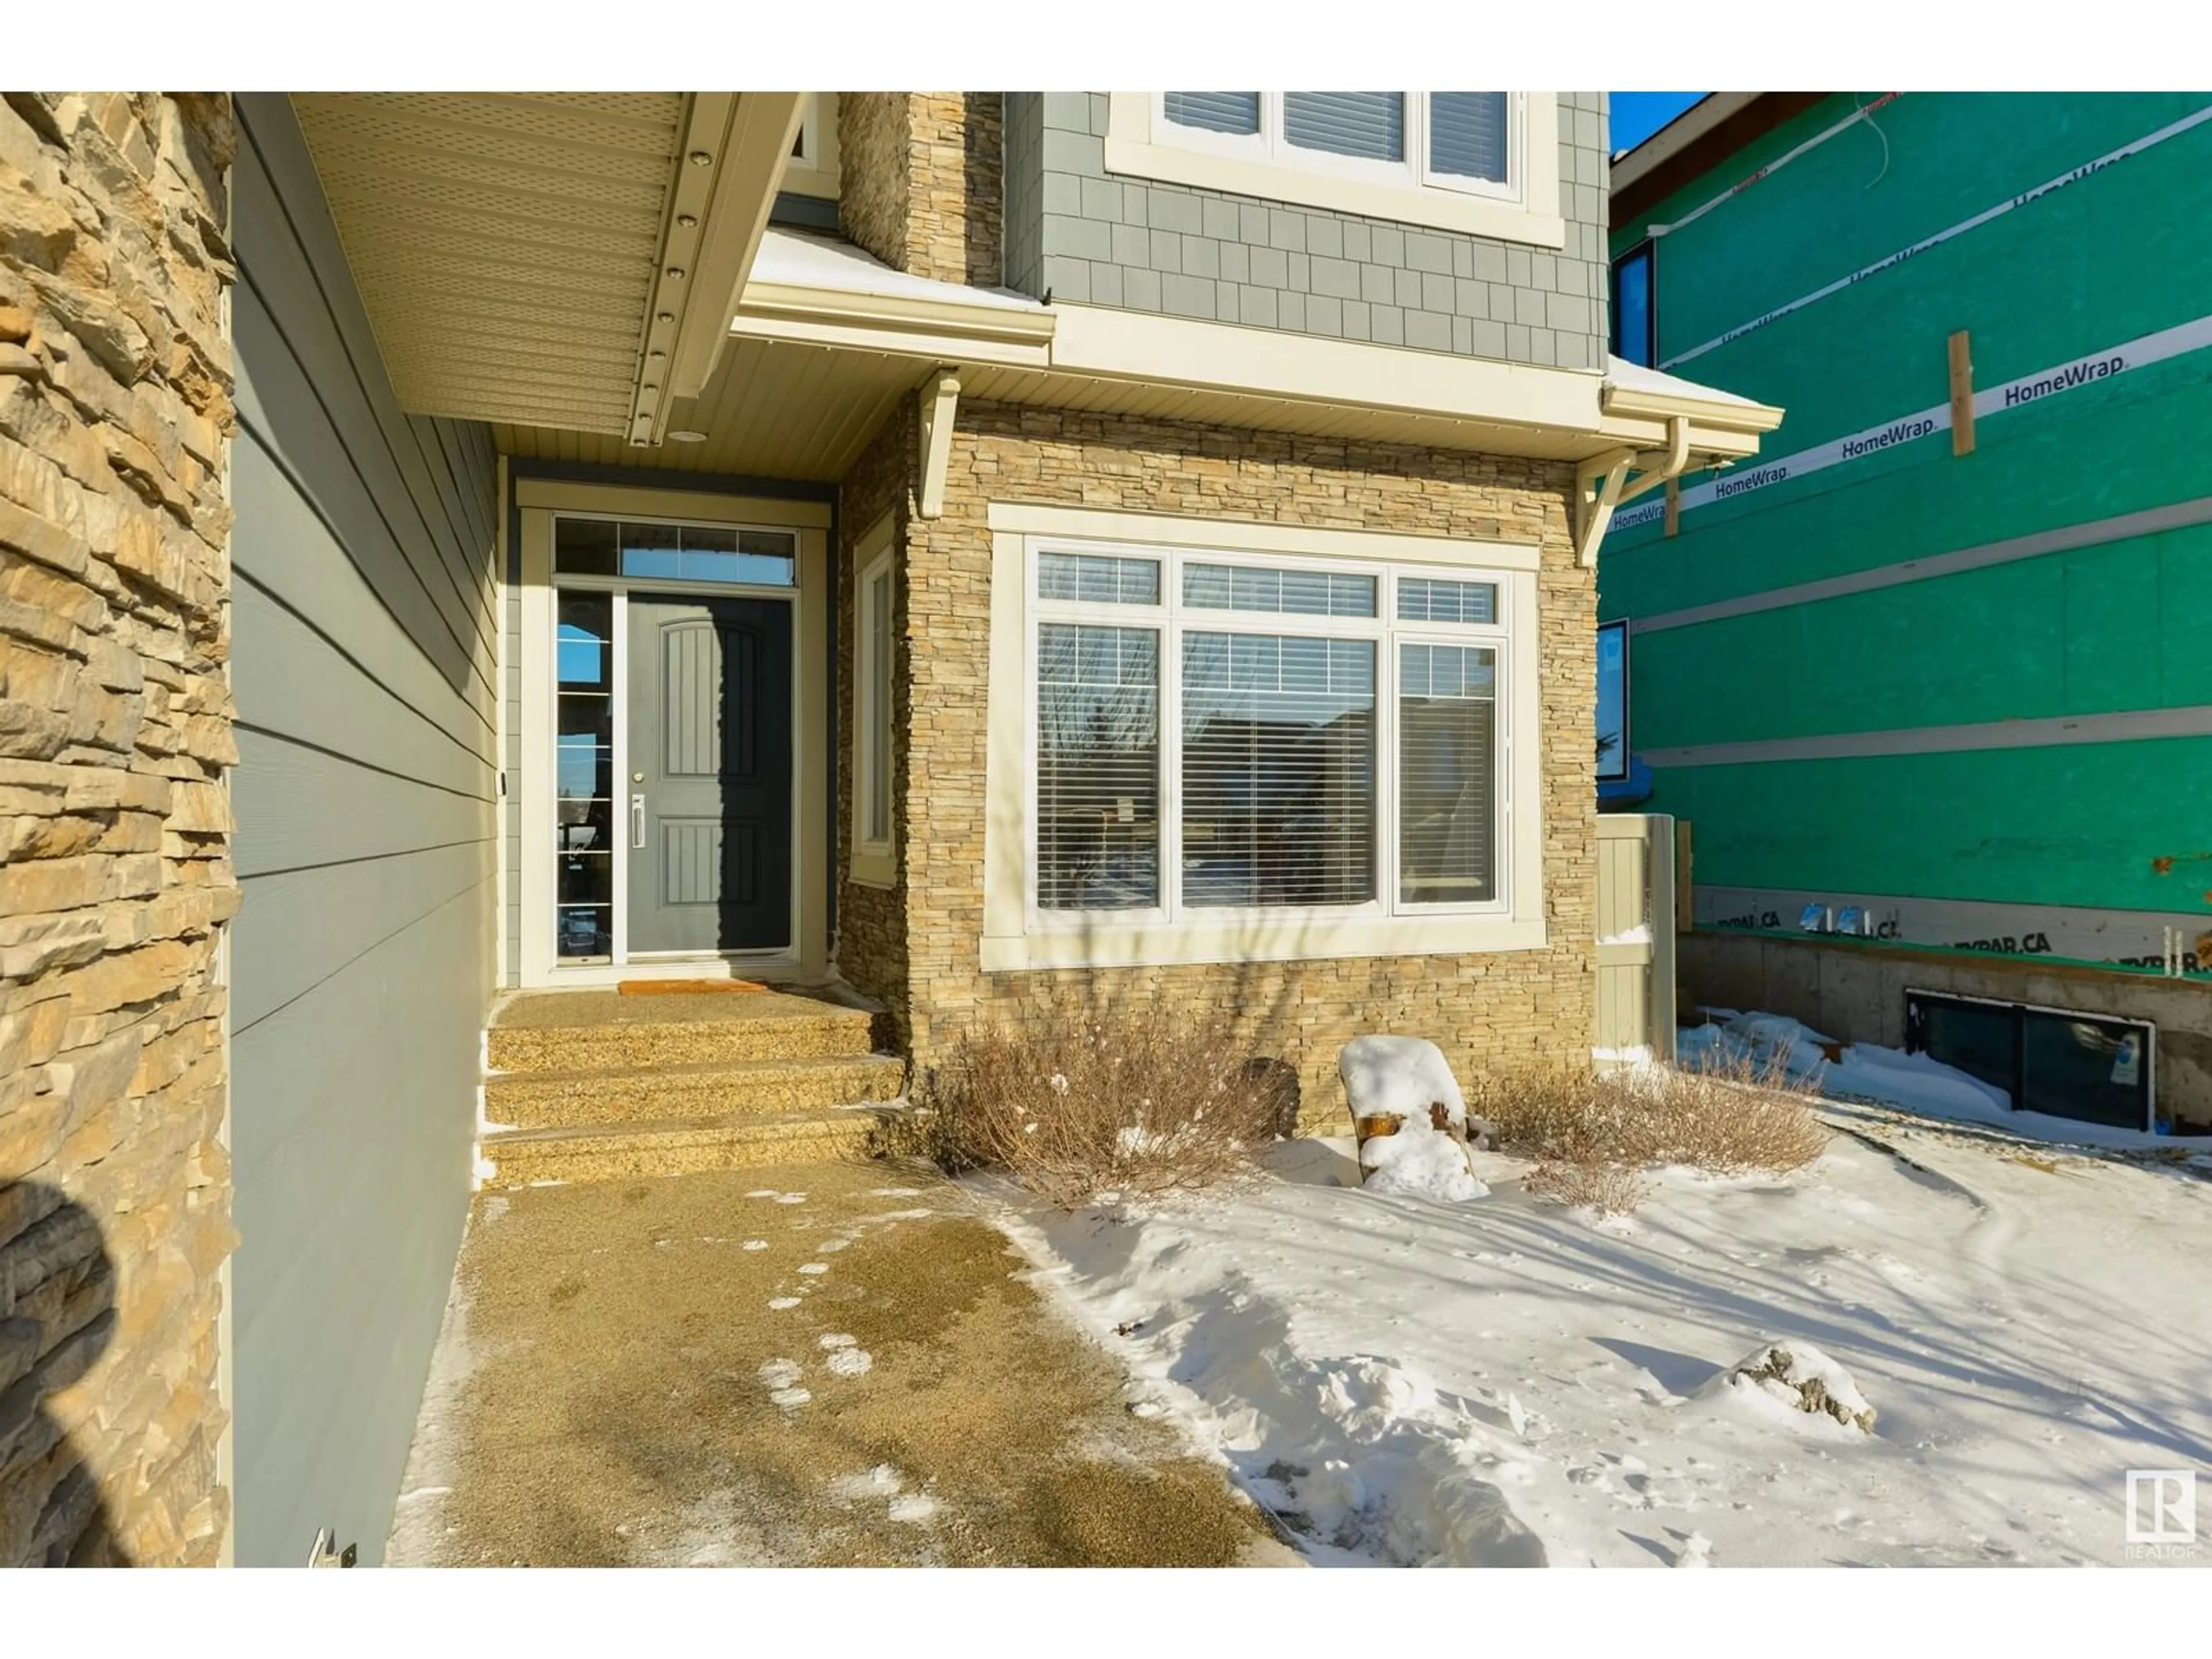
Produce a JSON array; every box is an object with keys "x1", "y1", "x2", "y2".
[{"x1": 1702, "y1": 1340, "x2": 1876, "y2": 1434}]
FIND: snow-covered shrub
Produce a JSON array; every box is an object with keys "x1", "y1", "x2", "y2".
[
  {"x1": 1359, "y1": 1120, "x2": 1489, "y2": 1202},
  {"x1": 1339, "y1": 1036, "x2": 1489, "y2": 1201},
  {"x1": 1471, "y1": 1055, "x2": 1828, "y2": 1214},
  {"x1": 936, "y1": 991, "x2": 1292, "y2": 1207}
]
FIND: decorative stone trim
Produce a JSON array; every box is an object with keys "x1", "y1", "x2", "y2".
[{"x1": 834, "y1": 92, "x2": 1003, "y2": 287}]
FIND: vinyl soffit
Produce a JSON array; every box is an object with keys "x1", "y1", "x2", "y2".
[{"x1": 293, "y1": 92, "x2": 688, "y2": 435}]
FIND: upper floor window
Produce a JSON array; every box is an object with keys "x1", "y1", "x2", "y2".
[
  {"x1": 1159, "y1": 92, "x2": 1520, "y2": 200},
  {"x1": 1105, "y1": 92, "x2": 1563, "y2": 248},
  {"x1": 1611, "y1": 241, "x2": 1656, "y2": 367}
]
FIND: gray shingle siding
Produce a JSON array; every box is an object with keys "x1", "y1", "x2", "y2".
[
  {"x1": 1002, "y1": 90, "x2": 1045, "y2": 296},
  {"x1": 1002, "y1": 92, "x2": 1609, "y2": 372}
]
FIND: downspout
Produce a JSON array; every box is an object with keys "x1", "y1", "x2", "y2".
[{"x1": 1574, "y1": 415, "x2": 1691, "y2": 568}]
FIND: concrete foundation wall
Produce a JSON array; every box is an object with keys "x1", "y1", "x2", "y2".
[{"x1": 1680, "y1": 930, "x2": 2212, "y2": 1130}]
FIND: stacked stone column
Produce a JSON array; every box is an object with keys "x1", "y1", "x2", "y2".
[{"x1": 0, "y1": 92, "x2": 237, "y2": 1567}]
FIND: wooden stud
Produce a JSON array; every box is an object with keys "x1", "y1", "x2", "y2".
[
  {"x1": 1675, "y1": 819, "x2": 1695, "y2": 934},
  {"x1": 1664, "y1": 476, "x2": 1681, "y2": 537},
  {"x1": 1948, "y1": 329, "x2": 1975, "y2": 456}
]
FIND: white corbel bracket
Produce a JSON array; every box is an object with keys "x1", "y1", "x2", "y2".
[
  {"x1": 1574, "y1": 416, "x2": 1691, "y2": 568},
  {"x1": 916, "y1": 369, "x2": 961, "y2": 520}
]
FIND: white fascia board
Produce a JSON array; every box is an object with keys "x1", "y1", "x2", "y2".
[
  {"x1": 666, "y1": 92, "x2": 807, "y2": 408},
  {"x1": 722, "y1": 276, "x2": 1779, "y2": 459},
  {"x1": 1046, "y1": 302, "x2": 1603, "y2": 434},
  {"x1": 1603, "y1": 385, "x2": 1785, "y2": 434}
]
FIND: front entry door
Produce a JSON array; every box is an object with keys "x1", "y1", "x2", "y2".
[{"x1": 626, "y1": 594, "x2": 793, "y2": 953}]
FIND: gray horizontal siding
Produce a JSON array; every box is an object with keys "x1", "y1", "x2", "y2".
[
  {"x1": 229, "y1": 93, "x2": 498, "y2": 1570},
  {"x1": 1003, "y1": 92, "x2": 1609, "y2": 372}
]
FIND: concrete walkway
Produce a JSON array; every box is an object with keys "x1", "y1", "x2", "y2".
[{"x1": 387, "y1": 1160, "x2": 1294, "y2": 1567}]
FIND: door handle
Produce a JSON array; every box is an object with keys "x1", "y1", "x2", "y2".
[{"x1": 631, "y1": 793, "x2": 646, "y2": 850}]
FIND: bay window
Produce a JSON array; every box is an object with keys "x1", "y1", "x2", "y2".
[{"x1": 1028, "y1": 539, "x2": 1514, "y2": 929}]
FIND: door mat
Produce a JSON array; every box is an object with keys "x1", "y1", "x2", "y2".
[{"x1": 617, "y1": 978, "x2": 771, "y2": 996}]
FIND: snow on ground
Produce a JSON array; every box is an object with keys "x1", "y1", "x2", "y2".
[
  {"x1": 1680, "y1": 1010, "x2": 2181, "y2": 1151},
  {"x1": 983, "y1": 1119, "x2": 2212, "y2": 1567}
]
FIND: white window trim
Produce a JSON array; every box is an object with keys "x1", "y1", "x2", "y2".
[
  {"x1": 982, "y1": 503, "x2": 1546, "y2": 972},
  {"x1": 850, "y1": 513, "x2": 897, "y2": 888},
  {"x1": 1105, "y1": 92, "x2": 1564, "y2": 250}
]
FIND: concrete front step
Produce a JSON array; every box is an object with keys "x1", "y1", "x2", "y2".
[
  {"x1": 488, "y1": 989, "x2": 879, "y2": 1074},
  {"x1": 479, "y1": 1107, "x2": 906, "y2": 1188},
  {"x1": 486, "y1": 1052, "x2": 907, "y2": 1130}
]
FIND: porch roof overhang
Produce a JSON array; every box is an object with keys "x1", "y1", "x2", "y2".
[
  {"x1": 291, "y1": 91, "x2": 802, "y2": 446},
  {"x1": 497, "y1": 228, "x2": 1782, "y2": 480}
]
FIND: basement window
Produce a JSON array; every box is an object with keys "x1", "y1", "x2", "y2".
[{"x1": 1906, "y1": 990, "x2": 2156, "y2": 1132}]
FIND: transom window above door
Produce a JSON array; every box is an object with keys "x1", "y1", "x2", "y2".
[{"x1": 555, "y1": 516, "x2": 798, "y2": 587}]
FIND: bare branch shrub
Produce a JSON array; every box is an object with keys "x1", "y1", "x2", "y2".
[
  {"x1": 1471, "y1": 1053, "x2": 1828, "y2": 1214},
  {"x1": 935, "y1": 990, "x2": 1291, "y2": 1208},
  {"x1": 1522, "y1": 1159, "x2": 1652, "y2": 1215}
]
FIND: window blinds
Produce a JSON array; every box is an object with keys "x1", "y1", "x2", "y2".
[
  {"x1": 1181, "y1": 632, "x2": 1377, "y2": 908},
  {"x1": 1036, "y1": 623, "x2": 1161, "y2": 911},
  {"x1": 1282, "y1": 93, "x2": 1406, "y2": 162},
  {"x1": 1398, "y1": 642, "x2": 1497, "y2": 904},
  {"x1": 1163, "y1": 92, "x2": 1262, "y2": 135},
  {"x1": 1429, "y1": 93, "x2": 1510, "y2": 183}
]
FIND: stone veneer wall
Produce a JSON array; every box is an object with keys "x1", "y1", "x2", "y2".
[
  {"x1": 834, "y1": 93, "x2": 1003, "y2": 286},
  {"x1": 0, "y1": 93, "x2": 238, "y2": 1566},
  {"x1": 869, "y1": 400, "x2": 1597, "y2": 1127}
]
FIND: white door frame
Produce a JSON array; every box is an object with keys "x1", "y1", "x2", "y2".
[{"x1": 514, "y1": 479, "x2": 831, "y2": 988}]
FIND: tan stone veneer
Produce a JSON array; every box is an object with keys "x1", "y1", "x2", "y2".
[
  {"x1": 834, "y1": 401, "x2": 1598, "y2": 1132},
  {"x1": 835, "y1": 92, "x2": 1003, "y2": 286},
  {"x1": 0, "y1": 94, "x2": 237, "y2": 1566}
]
